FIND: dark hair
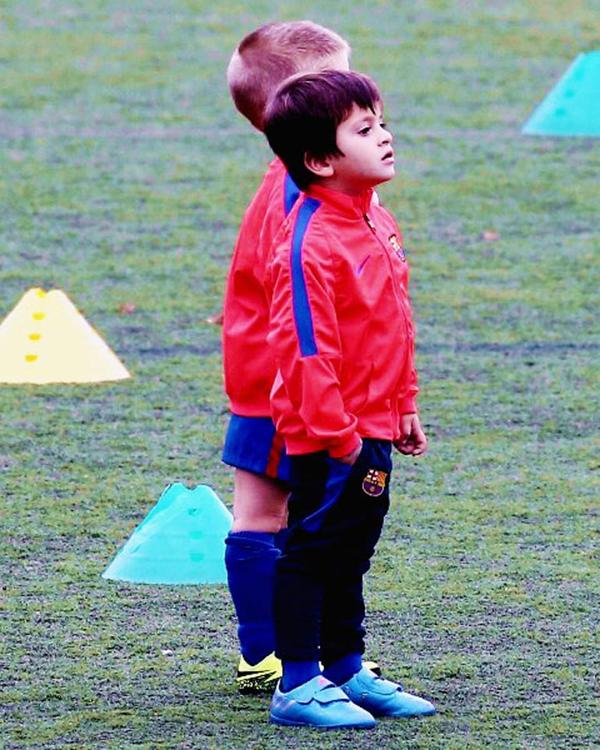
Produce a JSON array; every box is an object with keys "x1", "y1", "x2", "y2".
[{"x1": 264, "y1": 70, "x2": 381, "y2": 189}]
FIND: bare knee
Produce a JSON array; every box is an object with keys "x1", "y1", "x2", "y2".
[{"x1": 232, "y1": 469, "x2": 289, "y2": 533}]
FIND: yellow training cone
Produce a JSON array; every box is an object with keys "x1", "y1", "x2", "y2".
[{"x1": 0, "y1": 288, "x2": 130, "y2": 384}]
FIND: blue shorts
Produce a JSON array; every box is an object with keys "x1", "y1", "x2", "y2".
[{"x1": 222, "y1": 414, "x2": 291, "y2": 483}]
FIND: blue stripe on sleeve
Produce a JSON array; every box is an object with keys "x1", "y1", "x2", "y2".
[
  {"x1": 283, "y1": 173, "x2": 301, "y2": 216},
  {"x1": 290, "y1": 197, "x2": 321, "y2": 357}
]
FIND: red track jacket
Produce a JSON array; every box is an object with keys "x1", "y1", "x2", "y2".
[
  {"x1": 266, "y1": 183, "x2": 418, "y2": 458},
  {"x1": 222, "y1": 158, "x2": 300, "y2": 416}
]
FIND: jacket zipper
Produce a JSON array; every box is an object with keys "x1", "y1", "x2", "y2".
[
  {"x1": 364, "y1": 213, "x2": 404, "y2": 303},
  {"x1": 364, "y1": 213, "x2": 413, "y2": 422}
]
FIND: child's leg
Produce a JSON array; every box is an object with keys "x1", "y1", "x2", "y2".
[
  {"x1": 225, "y1": 469, "x2": 289, "y2": 666},
  {"x1": 273, "y1": 451, "x2": 356, "y2": 690},
  {"x1": 222, "y1": 414, "x2": 291, "y2": 671},
  {"x1": 269, "y1": 449, "x2": 389, "y2": 729},
  {"x1": 274, "y1": 440, "x2": 390, "y2": 682},
  {"x1": 320, "y1": 575, "x2": 367, "y2": 684},
  {"x1": 319, "y1": 439, "x2": 391, "y2": 679},
  {"x1": 315, "y1": 441, "x2": 435, "y2": 718},
  {"x1": 272, "y1": 441, "x2": 435, "y2": 721},
  {"x1": 231, "y1": 468, "x2": 289, "y2": 533}
]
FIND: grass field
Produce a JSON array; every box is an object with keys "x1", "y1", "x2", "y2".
[{"x1": 1, "y1": 1, "x2": 599, "y2": 748}]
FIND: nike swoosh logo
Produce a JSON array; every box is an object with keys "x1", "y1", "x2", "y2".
[
  {"x1": 237, "y1": 670, "x2": 277, "y2": 678},
  {"x1": 355, "y1": 255, "x2": 371, "y2": 276}
]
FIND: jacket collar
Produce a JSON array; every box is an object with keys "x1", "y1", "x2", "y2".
[{"x1": 306, "y1": 183, "x2": 374, "y2": 218}]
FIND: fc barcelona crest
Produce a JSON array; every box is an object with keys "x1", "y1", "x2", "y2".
[
  {"x1": 388, "y1": 234, "x2": 406, "y2": 261},
  {"x1": 362, "y1": 468, "x2": 388, "y2": 497}
]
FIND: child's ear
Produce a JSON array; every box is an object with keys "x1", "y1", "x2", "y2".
[{"x1": 304, "y1": 152, "x2": 334, "y2": 179}]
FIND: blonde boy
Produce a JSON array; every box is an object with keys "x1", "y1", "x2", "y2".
[{"x1": 221, "y1": 21, "x2": 354, "y2": 692}]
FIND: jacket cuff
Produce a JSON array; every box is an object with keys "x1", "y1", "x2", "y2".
[
  {"x1": 398, "y1": 395, "x2": 418, "y2": 415},
  {"x1": 328, "y1": 432, "x2": 362, "y2": 459}
]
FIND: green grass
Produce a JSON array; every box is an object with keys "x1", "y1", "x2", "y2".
[{"x1": 1, "y1": 1, "x2": 599, "y2": 748}]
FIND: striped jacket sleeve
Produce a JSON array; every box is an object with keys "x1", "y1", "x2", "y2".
[{"x1": 266, "y1": 199, "x2": 361, "y2": 458}]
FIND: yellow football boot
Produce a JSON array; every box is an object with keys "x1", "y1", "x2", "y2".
[{"x1": 236, "y1": 652, "x2": 282, "y2": 693}]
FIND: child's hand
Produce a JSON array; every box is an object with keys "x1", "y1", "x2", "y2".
[
  {"x1": 338, "y1": 439, "x2": 363, "y2": 465},
  {"x1": 395, "y1": 414, "x2": 428, "y2": 457}
]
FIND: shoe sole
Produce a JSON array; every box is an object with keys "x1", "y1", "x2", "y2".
[
  {"x1": 376, "y1": 708, "x2": 436, "y2": 718},
  {"x1": 236, "y1": 676, "x2": 280, "y2": 694},
  {"x1": 270, "y1": 714, "x2": 375, "y2": 729}
]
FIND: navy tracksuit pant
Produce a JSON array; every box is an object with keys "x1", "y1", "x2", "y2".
[{"x1": 274, "y1": 438, "x2": 392, "y2": 665}]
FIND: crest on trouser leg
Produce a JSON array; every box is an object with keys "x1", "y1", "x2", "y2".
[{"x1": 362, "y1": 469, "x2": 388, "y2": 497}]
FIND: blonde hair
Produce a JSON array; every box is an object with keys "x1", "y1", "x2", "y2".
[{"x1": 227, "y1": 20, "x2": 350, "y2": 131}]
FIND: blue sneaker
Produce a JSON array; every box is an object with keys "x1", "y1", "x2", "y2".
[
  {"x1": 340, "y1": 666, "x2": 435, "y2": 718},
  {"x1": 270, "y1": 675, "x2": 376, "y2": 728}
]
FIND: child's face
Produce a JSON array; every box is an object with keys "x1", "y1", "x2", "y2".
[{"x1": 325, "y1": 102, "x2": 394, "y2": 195}]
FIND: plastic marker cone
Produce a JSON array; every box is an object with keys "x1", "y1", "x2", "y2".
[
  {"x1": 0, "y1": 288, "x2": 130, "y2": 384},
  {"x1": 523, "y1": 51, "x2": 600, "y2": 136},
  {"x1": 102, "y1": 483, "x2": 233, "y2": 585}
]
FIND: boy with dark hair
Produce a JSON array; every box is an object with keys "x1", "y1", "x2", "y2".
[
  {"x1": 221, "y1": 21, "x2": 354, "y2": 693},
  {"x1": 263, "y1": 70, "x2": 435, "y2": 728}
]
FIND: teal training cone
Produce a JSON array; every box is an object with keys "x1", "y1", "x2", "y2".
[
  {"x1": 522, "y1": 51, "x2": 600, "y2": 136},
  {"x1": 103, "y1": 483, "x2": 232, "y2": 584}
]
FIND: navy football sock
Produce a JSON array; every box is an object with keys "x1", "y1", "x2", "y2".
[
  {"x1": 322, "y1": 652, "x2": 363, "y2": 685},
  {"x1": 225, "y1": 531, "x2": 279, "y2": 665},
  {"x1": 281, "y1": 660, "x2": 321, "y2": 692}
]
